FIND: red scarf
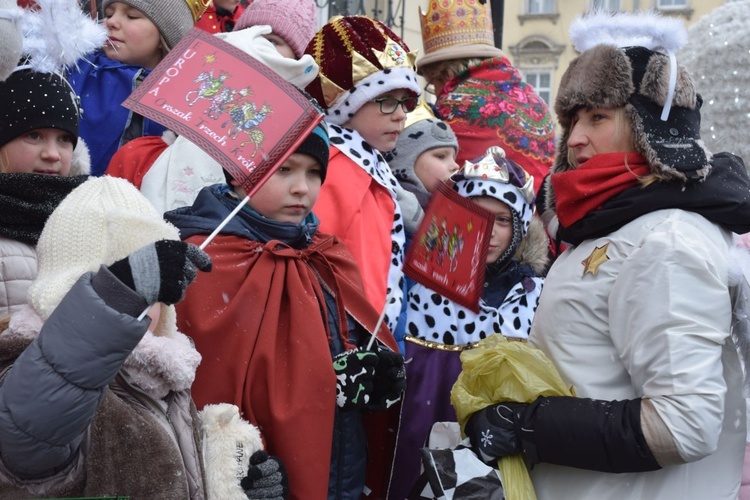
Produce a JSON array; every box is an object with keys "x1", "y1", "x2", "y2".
[{"x1": 551, "y1": 152, "x2": 650, "y2": 227}]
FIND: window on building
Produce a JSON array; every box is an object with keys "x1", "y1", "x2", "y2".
[
  {"x1": 657, "y1": 0, "x2": 687, "y2": 8},
  {"x1": 523, "y1": 71, "x2": 552, "y2": 105},
  {"x1": 592, "y1": 0, "x2": 620, "y2": 11},
  {"x1": 527, "y1": 0, "x2": 556, "y2": 14}
]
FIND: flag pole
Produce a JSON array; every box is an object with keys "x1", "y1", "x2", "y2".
[{"x1": 137, "y1": 195, "x2": 250, "y2": 321}]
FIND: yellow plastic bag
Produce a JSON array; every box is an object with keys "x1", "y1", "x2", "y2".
[{"x1": 451, "y1": 335, "x2": 574, "y2": 500}]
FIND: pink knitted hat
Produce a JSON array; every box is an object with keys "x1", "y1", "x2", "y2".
[{"x1": 234, "y1": 0, "x2": 316, "y2": 58}]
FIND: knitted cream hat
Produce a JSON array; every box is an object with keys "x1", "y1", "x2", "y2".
[
  {"x1": 234, "y1": 0, "x2": 317, "y2": 58},
  {"x1": 29, "y1": 176, "x2": 181, "y2": 322},
  {"x1": 102, "y1": 0, "x2": 209, "y2": 49}
]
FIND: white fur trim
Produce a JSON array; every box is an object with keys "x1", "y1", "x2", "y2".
[
  {"x1": 570, "y1": 10, "x2": 687, "y2": 54},
  {"x1": 200, "y1": 403, "x2": 264, "y2": 500},
  {"x1": 325, "y1": 66, "x2": 421, "y2": 125}
]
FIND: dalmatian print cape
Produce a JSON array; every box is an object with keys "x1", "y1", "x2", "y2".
[
  {"x1": 405, "y1": 275, "x2": 544, "y2": 345},
  {"x1": 328, "y1": 124, "x2": 406, "y2": 333}
]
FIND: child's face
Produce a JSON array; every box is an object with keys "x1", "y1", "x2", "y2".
[
  {"x1": 263, "y1": 33, "x2": 295, "y2": 59},
  {"x1": 414, "y1": 146, "x2": 459, "y2": 192},
  {"x1": 0, "y1": 129, "x2": 74, "y2": 176},
  {"x1": 472, "y1": 196, "x2": 514, "y2": 265},
  {"x1": 343, "y1": 89, "x2": 414, "y2": 153},
  {"x1": 245, "y1": 153, "x2": 323, "y2": 224},
  {"x1": 103, "y1": 2, "x2": 162, "y2": 69}
]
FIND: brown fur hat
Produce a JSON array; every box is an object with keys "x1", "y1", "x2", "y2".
[{"x1": 552, "y1": 13, "x2": 712, "y2": 189}]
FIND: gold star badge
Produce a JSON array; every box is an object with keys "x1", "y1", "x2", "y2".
[{"x1": 582, "y1": 243, "x2": 610, "y2": 277}]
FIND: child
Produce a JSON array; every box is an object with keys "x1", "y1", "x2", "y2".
[
  {"x1": 303, "y1": 15, "x2": 422, "y2": 333},
  {"x1": 0, "y1": 69, "x2": 91, "y2": 317},
  {"x1": 166, "y1": 119, "x2": 406, "y2": 499},
  {"x1": 389, "y1": 146, "x2": 549, "y2": 498},
  {"x1": 105, "y1": 24, "x2": 320, "y2": 213},
  {"x1": 0, "y1": 176, "x2": 209, "y2": 497},
  {"x1": 68, "y1": 0, "x2": 208, "y2": 175},
  {"x1": 233, "y1": 0, "x2": 316, "y2": 60}
]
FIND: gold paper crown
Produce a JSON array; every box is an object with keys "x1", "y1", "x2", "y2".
[
  {"x1": 186, "y1": 0, "x2": 211, "y2": 22},
  {"x1": 461, "y1": 146, "x2": 535, "y2": 203},
  {"x1": 419, "y1": 0, "x2": 496, "y2": 55},
  {"x1": 404, "y1": 98, "x2": 436, "y2": 129}
]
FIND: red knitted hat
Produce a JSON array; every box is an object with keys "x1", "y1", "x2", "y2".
[{"x1": 304, "y1": 16, "x2": 421, "y2": 125}]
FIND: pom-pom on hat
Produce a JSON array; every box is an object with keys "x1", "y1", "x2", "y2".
[
  {"x1": 29, "y1": 177, "x2": 181, "y2": 322},
  {"x1": 386, "y1": 100, "x2": 458, "y2": 207},
  {"x1": 555, "y1": 10, "x2": 710, "y2": 182},
  {"x1": 416, "y1": 0, "x2": 505, "y2": 74},
  {"x1": 304, "y1": 15, "x2": 421, "y2": 125},
  {"x1": 102, "y1": 0, "x2": 210, "y2": 49},
  {"x1": 0, "y1": 69, "x2": 81, "y2": 148},
  {"x1": 234, "y1": 0, "x2": 317, "y2": 58}
]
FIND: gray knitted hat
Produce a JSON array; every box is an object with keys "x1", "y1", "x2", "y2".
[
  {"x1": 103, "y1": 0, "x2": 208, "y2": 49},
  {"x1": 387, "y1": 109, "x2": 458, "y2": 208}
]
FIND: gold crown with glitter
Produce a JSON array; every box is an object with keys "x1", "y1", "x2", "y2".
[
  {"x1": 419, "y1": 0, "x2": 496, "y2": 55},
  {"x1": 404, "y1": 98, "x2": 437, "y2": 129},
  {"x1": 461, "y1": 146, "x2": 535, "y2": 203},
  {"x1": 186, "y1": 0, "x2": 211, "y2": 22}
]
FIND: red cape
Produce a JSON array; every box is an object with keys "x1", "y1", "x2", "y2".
[{"x1": 176, "y1": 233, "x2": 398, "y2": 499}]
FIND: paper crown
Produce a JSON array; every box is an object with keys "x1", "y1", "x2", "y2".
[
  {"x1": 420, "y1": 0, "x2": 496, "y2": 55},
  {"x1": 461, "y1": 146, "x2": 534, "y2": 204},
  {"x1": 404, "y1": 98, "x2": 436, "y2": 129},
  {"x1": 186, "y1": 0, "x2": 212, "y2": 22}
]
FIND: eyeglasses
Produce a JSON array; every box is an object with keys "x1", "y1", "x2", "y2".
[{"x1": 372, "y1": 96, "x2": 419, "y2": 114}]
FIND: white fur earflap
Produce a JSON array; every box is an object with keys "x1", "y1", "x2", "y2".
[
  {"x1": 201, "y1": 403, "x2": 264, "y2": 500},
  {"x1": 570, "y1": 10, "x2": 687, "y2": 54},
  {"x1": 18, "y1": 0, "x2": 107, "y2": 75}
]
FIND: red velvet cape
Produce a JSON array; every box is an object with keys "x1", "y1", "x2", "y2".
[{"x1": 176, "y1": 233, "x2": 398, "y2": 499}]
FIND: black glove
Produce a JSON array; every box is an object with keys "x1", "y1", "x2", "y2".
[
  {"x1": 465, "y1": 401, "x2": 528, "y2": 464},
  {"x1": 240, "y1": 450, "x2": 289, "y2": 500},
  {"x1": 368, "y1": 346, "x2": 406, "y2": 410},
  {"x1": 333, "y1": 347, "x2": 378, "y2": 410},
  {"x1": 465, "y1": 396, "x2": 662, "y2": 473},
  {"x1": 108, "y1": 240, "x2": 212, "y2": 305}
]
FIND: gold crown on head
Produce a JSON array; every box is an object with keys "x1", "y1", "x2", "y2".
[
  {"x1": 404, "y1": 98, "x2": 436, "y2": 128},
  {"x1": 419, "y1": 0, "x2": 496, "y2": 55},
  {"x1": 185, "y1": 0, "x2": 211, "y2": 22},
  {"x1": 461, "y1": 146, "x2": 535, "y2": 203}
]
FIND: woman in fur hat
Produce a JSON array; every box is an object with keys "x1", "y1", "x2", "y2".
[{"x1": 462, "y1": 12, "x2": 750, "y2": 499}]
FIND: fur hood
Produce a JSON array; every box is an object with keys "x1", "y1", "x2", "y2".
[
  {"x1": 514, "y1": 215, "x2": 549, "y2": 276},
  {"x1": 5, "y1": 304, "x2": 200, "y2": 400}
]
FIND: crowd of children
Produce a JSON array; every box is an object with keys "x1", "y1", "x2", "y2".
[{"x1": 0, "y1": 1, "x2": 748, "y2": 499}]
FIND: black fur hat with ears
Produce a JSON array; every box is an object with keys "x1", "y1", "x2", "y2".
[{"x1": 552, "y1": 11, "x2": 711, "y2": 186}]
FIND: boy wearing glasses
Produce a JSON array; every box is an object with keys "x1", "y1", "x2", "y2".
[{"x1": 304, "y1": 16, "x2": 421, "y2": 334}]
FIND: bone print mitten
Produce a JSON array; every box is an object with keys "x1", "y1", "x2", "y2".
[{"x1": 332, "y1": 347, "x2": 378, "y2": 411}]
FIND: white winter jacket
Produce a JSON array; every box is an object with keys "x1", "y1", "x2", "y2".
[
  {"x1": 530, "y1": 209, "x2": 745, "y2": 499},
  {"x1": 0, "y1": 237, "x2": 36, "y2": 318}
]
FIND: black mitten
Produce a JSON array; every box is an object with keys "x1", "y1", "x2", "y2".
[
  {"x1": 465, "y1": 402, "x2": 528, "y2": 464},
  {"x1": 108, "y1": 240, "x2": 212, "y2": 305},
  {"x1": 240, "y1": 450, "x2": 289, "y2": 500},
  {"x1": 368, "y1": 347, "x2": 406, "y2": 410},
  {"x1": 332, "y1": 347, "x2": 378, "y2": 411}
]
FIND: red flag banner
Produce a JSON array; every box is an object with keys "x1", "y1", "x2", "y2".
[
  {"x1": 124, "y1": 28, "x2": 323, "y2": 197},
  {"x1": 404, "y1": 182, "x2": 494, "y2": 312}
]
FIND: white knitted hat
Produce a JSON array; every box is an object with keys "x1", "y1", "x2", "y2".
[{"x1": 29, "y1": 176, "x2": 181, "y2": 324}]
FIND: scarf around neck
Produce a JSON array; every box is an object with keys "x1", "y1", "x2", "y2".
[
  {"x1": 555, "y1": 152, "x2": 750, "y2": 246},
  {"x1": 0, "y1": 174, "x2": 89, "y2": 245},
  {"x1": 551, "y1": 152, "x2": 650, "y2": 228}
]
